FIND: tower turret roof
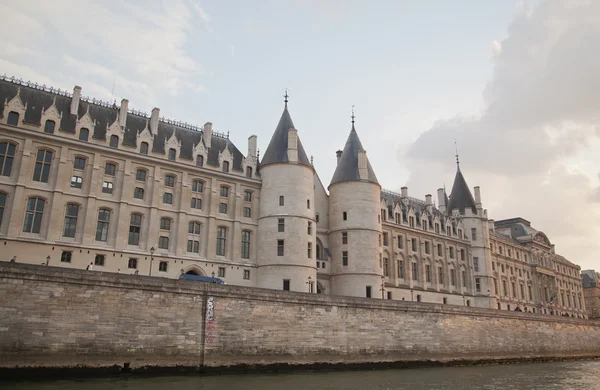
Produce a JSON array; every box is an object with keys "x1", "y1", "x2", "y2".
[
  {"x1": 329, "y1": 124, "x2": 379, "y2": 187},
  {"x1": 447, "y1": 163, "x2": 477, "y2": 214},
  {"x1": 260, "y1": 102, "x2": 311, "y2": 167}
]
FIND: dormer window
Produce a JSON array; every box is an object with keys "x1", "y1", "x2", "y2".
[
  {"x1": 44, "y1": 120, "x2": 56, "y2": 134},
  {"x1": 7, "y1": 111, "x2": 19, "y2": 126},
  {"x1": 222, "y1": 161, "x2": 230, "y2": 173},
  {"x1": 246, "y1": 166, "x2": 252, "y2": 178},
  {"x1": 168, "y1": 148, "x2": 176, "y2": 161},
  {"x1": 140, "y1": 142, "x2": 149, "y2": 155},
  {"x1": 79, "y1": 128, "x2": 89, "y2": 141},
  {"x1": 196, "y1": 155, "x2": 204, "y2": 167},
  {"x1": 109, "y1": 135, "x2": 119, "y2": 148}
]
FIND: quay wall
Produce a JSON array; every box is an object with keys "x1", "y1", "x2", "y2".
[{"x1": 1, "y1": 262, "x2": 600, "y2": 369}]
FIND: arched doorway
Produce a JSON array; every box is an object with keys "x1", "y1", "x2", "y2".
[{"x1": 181, "y1": 265, "x2": 206, "y2": 277}]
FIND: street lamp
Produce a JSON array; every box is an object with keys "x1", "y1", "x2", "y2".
[
  {"x1": 45, "y1": 256, "x2": 50, "y2": 266},
  {"x1": 410, "y1": 289, "x2": 414, "y2": 301},
  {"x1": 149, "y1": 246, "x2": 155, "y2": 276},
  {"x1": 462, "y1": 294, "x2": 466, "y2": 306},
  {"x1": 306, "y1": 276, "x2": 313, "y2": 293}
]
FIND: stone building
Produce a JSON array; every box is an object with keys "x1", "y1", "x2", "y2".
[
  {"x1": 0, "y1": 76, "x2": 586, "y2": 317},
  {"x1": 582, "y1": 270, "x2": 600, "y2": 319}
]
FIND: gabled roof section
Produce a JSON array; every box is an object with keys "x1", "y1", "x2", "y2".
[
  {"x1": 260, "y1": 102, "x2": 311, "y2": 167},
  {"x1": 329, "y1": 124, "x2": 379, "y2": 187},
  {"x1": 447, "y1": 163, "x2": 477, "y2": 214}
]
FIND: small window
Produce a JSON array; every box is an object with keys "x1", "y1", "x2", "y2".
[
  {"x1": 158, "y1": 236, "x2": 169, "y2": 249},
  {"x1": 449, "y1": 247, "x2": 455, "y2": 259},
  {"x1": 283, "y1": 279, "x2": 290, "y2": 291},
  {"x1": 218, "y1": 267, "x2": 226, "y2": 277},
  {"x1": 417, "y1": 294, "x2": 421, "y2": 302},
  {"x1": 128, "y1": 258, "x2": 138, "y2": 269},
  {"x1": 343, "y1": 212, "x2": 347, "y2": 221},
  {"x1": 79, "y1": 128, "x2": 89, "y2": 141},
  {"x1": 279, "y1": 196, "x2": 284, "y2": 206},
  {"x1": 7, "y1": 111, "x2": 19, "y2": 126},
  {"x1": 308, "y1": 242, "x2": 312, "y2": 258},
  {"x1": 316, "y1": 213, "x2": 320, "y2": 223},
  {"x1": 243, "y1": 207, "x2": 251, "y2": 218},
  {"x1": 222, "y1": 161, "x2": 230, "y2": 173},
  {"x1": 191, "y1": 197, "x2": 202, "y2": 209},
  {"x1": 307, "y1": 222, "x2": 312, "y2": 235},
  {"x1": 168, "y1": 148, "x2": 176, "y2": 161},
  {"x1": 140, "y1": 142, "x2": 149, "y2": 155},
  {"x1": 443, "y1": 297, "x2": 447, "y2": 305},
  {"x1": 94, "y1": 254, "x2": 105, "y2": 266},
  {"x1": 134, "y1": 187, "x2": 144, "y2": 199},
  {"x1": 135, "y1": 169, "x2": 146, "y2": 181},
  {"x1": 342, "y1": 231, "x2": 348, "y2": 245},
  {"x1": 196, "y1": 155, "x2": 204, "y2": 167},
  {"x1": 73, "y1": 157, "x2": 86, "y2": 170},
  {"x1": 244, "y1": 190, "x2": 252, "y2": 202},
  {"x1": 163, "y1": 192, "x2": 173, "y2": 204},
  {"x1": 411, "y1": 238, "x2": 417, "y2": 252},
  {"x1": 109, "y1": 135, "x2": 119, "y2": 148},
  {"x1": 471, "y1": 228, "x2": 477, "y2": 241},
  {"x1": 277, "y1": 239, "x2": 284, "y2": 256},
  {"x1": 278, "y1": 218, "x2": 285, "y2": 232},
  {"x1": 187, "y1": 240, "x2": 200, "y2": 253},
  {"x1": 70, "y1": 176, "x2": 83, "y2": 188},
  {"x1": 160, "y1": 217, "x2": 171, "y2": 230},
  {"x1": 104, "y1": 163, "x2": 116, "y2": 176},
  {"x1": 220, "y1": 186, "x2": 229, "y2": 197},
  {"x1": 243, "y1": 270, "x2": 250, "y2": 280},
  {"x1": 246, "y1": 166, "x2": 252, "y2": 178},
  {"x1": 165, "y1": 175, "x2": 175, "y2": 187},
  {"x1": 366, "y1": 286, "x2": 372, "y2": 298},
  {"x1": 44, "y1": 120, "x2": 56, "y2": 134},
  {"x1": 102, "y1": 181, "x2": 113, "y2": 194},
  {"x1": 342, "y1": 251, "x2": 348, "y2": 266},
  {"x1": 192, "y1": 180, "x2": 204, "y2": 193},
  {"x1": 307, "y1": 199, "x2": 310, "y2": 209},
  {"x1": 60, "y1": 251, "x2": 72, "y2": 263},
  {"x1": 159, "y1": 261, "x2": 168, "y2": 272},
  {"x1": 219, "y1": 203, "x2": 228, "y2": 214}
]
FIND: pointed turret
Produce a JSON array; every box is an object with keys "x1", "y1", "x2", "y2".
[
  {"x1": 447, "y1": 159, "x2": 477, "y2": 214},
  {"x1": 329, "y1": 120, "x2": 378, "y2": 187}
]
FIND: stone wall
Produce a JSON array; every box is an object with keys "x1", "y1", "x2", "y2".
[{"x1": 1, "y1": 262, "x2": 600, "y2": 369}]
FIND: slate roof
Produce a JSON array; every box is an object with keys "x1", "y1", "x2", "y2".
[
  {"x1": 447, "y1": 164, "x2": 477, "y2": 214},
  {"x1": 260, "y1": 103, "x2": 311, "y2": 167},
  {"x1": 0, "y1": 79, "x2": 245, "y2": 171},
  {"x1": 380, "y1": 190, "x2": 448, "y2": 231},
  {"x1": 329, "y1": 124, "x2": 379, "y2": 187}
]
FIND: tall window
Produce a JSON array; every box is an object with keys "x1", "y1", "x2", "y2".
[
  {"x1": 104, "y1": 163, "x2": 116, "y2": 176},
  {"x1": 165, "y1": 174, "x2": 175, "y2": 187},
  {"x1": 279, "y1": 196, "x2": 284, "y2": 206},
  {"x1": 474, "y1": 257, "x2": 479, "y2": 272},
  {"x1": 95, "y1": 209, "x2": 110, "y2": 241},
  {"x1": 168, "y1": 148, "x2": 176, "y2": 161},
  {"x1": 243, "y1": 207, "x2": 251, "y2": 217},
  {"x1": 216, "y1": 227, "x2": 227, "y2": 256},
  {"x1": 79, "y1": 128, "x2": 89, "y2": 141},
  {"x1": 23, "y1": 197, "x2": 44, "y2": 233},
  {"x1": 160, "y1": 217, "x2": 171, "y2": 230},
  {"x1": 343, "y1": 211, "x2": 347, "y2": 221},
  {"x1": 471, "y1": 228, "x2": 477, "y2": 240},
  {"x1": 462, "y1": 270, "x2": 467, "y2": 288},
  {"x1": 128, "y1": 214, "x2": 142, "y2": 245},
  {"x1": 196, "y1": 155, "x2": 203, "y2": 167},
  {"x1": 44, "y1": 120, "x2": 55, "y2": 134},
  {"x1": 438, "y1": 267, "x2": 443, "y2": 284},
  {"x1": 63, "y1": 203, "x2": 79, "y2": 238},
  {"x1": 307, "y1": 222, "x2": 312, "y2": 235},
  {"x1": 451, "y1": 269, "x2": 456, "y2": 286},
  {"x1": 425, "y1": 264, "x2": 431, "y2": 282},
  {"x1": 0, "y1": 192, "x2": 6, "y2": 226},
  {"x1": 398, "y1": 260, "x2": 404, "y2": 278},
  {"x1": 219, "y1": 203, "x2": 227, "y2": 213},
  {"x1": 241, "y1": 230, "x2": 251, "y2": 259},
  {"x1": 278, "y1": 218, "x2": 285, "y2": 232},
  {"x1": 308, "y1": 242, "x2": 312, "y2": 259},
  {"x1": 158, "y1": 236, "x2": 169, "y2": 249},
  {"x1": 134, "y1": 187, "x2": 144, "y2": 199},
  {"x1": 246, "y1": 166, "x2": 252, "y2": 178},
  {"x1": 342, "y1": 251, "x2": 348, "y2": 266},
  {"x1": 244, "y1": 190, "x2": 252, "y2": 202},
  {"x1": 384, "y1": 258, "x2": 389, "y2": 277},
  {"x1": 0, "y1": 142, "x2": 16, "y2": 177},
  {"x1": 398, "y1": 236, "x2": 403, "y2": 249},
  {"x1": 277, "y1": 239, "x2": 284, "y2": 256},
  {"x1": 342, "y1": 231, "x2": 348, "y2": 244},
  {"x1": 7, "y1": 111, "x2": 19, "y2": 126},
  {"x1": 135, "y1": 169, "x2": 146, "y2": 182},
  {"x1": 220, "y1": 186, "x2": 229, "y2": 197},
  {"x1": 33, "y1": 150, "x2": 53, "y2": 183},
  {"x1": 222, "y1": 161, "x2": 229, "y2": 173},
  {"x1": 140, "y1": 142, "x2": 149, "y2": 155},
  {"x1": 187, "y1": 222, "x2": 201, "y2": 253},
  {"x1": 411, "y1": 262, "x2": 418, "y2": 281},
  {"x1": 109, "y1": 135, "x2": 119, "y2": 148},
  {"x1": 191, "y1": 180, "x2": 203, "y2": 209}
]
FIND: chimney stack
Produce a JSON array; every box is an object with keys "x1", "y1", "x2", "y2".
[
  {"x1": 425, "y1": 194, "x2": 433, "y2": 212},
  {"x1": 437, "y1": 188, "x2": 446, "y2": 214},
  {"x1": 119, "y1": 98, "x2": 129, "y2": 127},
  {"x1": 401, "y1": 186, "x2": 408, "y2": 198},
  {"x1": 150, "y1": 107, "x2": 160, "y2": 134},
  {"x1": 336, "y1": 150, "x2": 342, "y2": 165},
  {"x1": 357, "y1": 151, "x2": 368, "y2": 180},
  {"x1": 203, "y1": 122, "x2": 212, "y2": 149},
  {"x1": 474, "y1": 186, "x2": 481, "y2": 205},
  {"x1": 248, "y1": 135, "x2": 257, "y2": 158},
  {"x1": 287, "y1": 129, "x2": 298, "y2": 162},
  {"x1": 70, "y1": 85, "x2": 81, "y2": 116}
]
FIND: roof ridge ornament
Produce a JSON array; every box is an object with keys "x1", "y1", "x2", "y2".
[
  {"x1": 454, "y1": 138, "x2": 459, "y2": 167},
  {"x1": 284, "y1": 88, "x2": 289, "y2": 108},
  {"x1": 351, "y1": 105, "x2": 355, "y2": 128}
]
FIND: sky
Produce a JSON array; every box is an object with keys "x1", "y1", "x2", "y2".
[{"x1": 1, "y1": 0, "x2": 599, "y2": 271}]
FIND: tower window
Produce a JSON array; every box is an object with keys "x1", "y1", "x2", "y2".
[
  {"x1": 277, "y1": 240, "x2": 284, "y2": 256},
  {"x1": 279, "y1": 196, "x2": 284, "y2": 206},
  {"x1": 343, "y1": 212, "x2": 347, "y2": 221},
  {"x1": 307, "y1": 199, "x2": 310, "y2": 209}
]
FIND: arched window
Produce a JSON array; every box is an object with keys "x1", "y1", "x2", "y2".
[
  {"x1": 168, "y1": 148, "x2": 176, "y2": 161},
  {"x1": 95, "y1": 209, "x2": 111, "y2": 241},
  {"x1": 241, "y1": 230, "x2": 251, "y2": 259},
  {"x1": 279, "y1": 196, "x2": 284, "y2": 206},
  {"x1": 79, "y1": 128, "x2": 89, "y2": 141},
  {"x1": 165, "y1": 174, "x2": 175, "y2": 187},
  {"x1": 216, "y1": 227, "x2": 227, "y2": 256},
  {"x1": 104, "y1": 163, "x2": 117, "y2": 176},
  {"x1": 196, "y1": 155, "x2": 204, "y2": 167},
  {"x1": 163, "y1": 192, "x2": 173, "y2": 204},
  {"x1": 0, "y1": 142, "x2": 16, "y2": 177},
  {"x1": 44, "y1": 120, "x2": 56, "y2": 134},
  {"x1": 140, "y1": 141, "x2": 149, "y2": 155},
  {"x1": 63, "y1": 203, "x2": 79, "y2": 238},
  {"x1": 7, "y1": 111, "x2": 19, "y2": 126},
  {"x1": 222, "y1": 161, "x2": 229, "y2": 173},
  {"x1": 109, "y1": 135, "x2": 119, "y2": 148},
  {"x1": 33, "y1": 149, "x2": 53, "y2": 183},
  {"x1": 0, "y1": 192, "x2": 6, "y2": 226},
  {"x1": 246, "y1": 166, "x2": 252, "y2": 178},
  {"x1": 128, "y1": 214, "x2": 142, "y2": 245},
  {"x1": 23, "y1": 197, "x2": 45, "y2": 233},
  {"x1": 187, "y1": 222, "x2": 201, "y2": 253},
  {"x1": 73, "y1": 157, "x2": 86, "y2": 170}
]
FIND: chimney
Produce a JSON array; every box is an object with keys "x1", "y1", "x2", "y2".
[
  {"x1": 425, "y1": 194, "x2": 433, "y2": 213},
  {"x1": 488, "y1": 219, "x2": 495, "y2": 232},
  {"x1": 357, "y1": 151, "x2": 368, "y2": 180},
  {"x1": 203, "y1": 122, "x2": 212, "y2": 149},
  {"x1": 70, "y1": 85, "x2": 81, "y2": 116},
  {"x1": 119, "y1": 99, "x2": 129, "y2": 127},
  {"x1": 248, "y1": 135, "x2": 257, "y2": 158},
  {"x1": 150, "y1": 107, "x2": 160, "y2": 134},
  {"x1": 287, "y1": 129, "x2": 298, "y2": 162},
  {"x1": 437, "y1": 188, "x2": 446, "y2": 214},
  {"x1": 474, "y1": 186, "x2": 482, "y2": 205},
  {"x1": 401, "y1": 186, "x2": 408, "y2": 198},
  {"x1": 336, "y1": 150, "x2": 342, "y2": 165}
]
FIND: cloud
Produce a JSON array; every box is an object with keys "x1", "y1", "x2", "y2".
[{"x1": 404, "y1": 0, "x2": 600, "y2": 270}]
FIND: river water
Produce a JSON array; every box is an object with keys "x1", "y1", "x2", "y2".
[{"x1": 7, "y1": 360, "x2": 600, "y2": 390}]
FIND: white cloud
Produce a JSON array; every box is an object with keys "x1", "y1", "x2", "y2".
[{"x1": 491, "y1": 40, "x2": 502, "y2": 56}]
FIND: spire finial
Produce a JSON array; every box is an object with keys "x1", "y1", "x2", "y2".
[
  {"x1": 284, "y1": 88, "x2": 289, "y2": 106},
  {"x1": 351, "y1": 105, "x2": 355, "y2": 127},
  {"x1": 310, "y1": 155, "x2": 314, "y2": 165},
  {"x1": 454, "y1": 138, "x2": 459, "y2": 166}
]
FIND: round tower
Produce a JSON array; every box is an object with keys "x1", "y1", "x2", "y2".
[
  {"x1": 256, "y1": 97, "x2": 317, "y2": 293},
  {"x1": 328, "y1": 118, "x2": 382, "y2": 298}
]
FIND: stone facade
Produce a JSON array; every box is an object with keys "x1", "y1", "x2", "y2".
[
  {"x1": 582, "y1": 270, "x2": 600, "y2": 318},
  {"x1": 0, "y1": 76, "x2": 586, "y2": 317},
  {"x1": 1, "y1": 263, "x2": 600, "y2": 369}
]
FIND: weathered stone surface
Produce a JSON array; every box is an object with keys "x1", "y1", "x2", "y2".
[{"x1": 1, "y1": 262, "x2": 599, "y2": 369}]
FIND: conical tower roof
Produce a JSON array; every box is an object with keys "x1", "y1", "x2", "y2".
[
  {"x1": 260, "y1": 101, "x2": 311, "y2": 167},
  {"x1": 447, "y1": 162, "x2": 476, "y2": 214},
  {"x1": 329, "y1": 123, "x2": 379, "y2": 187}
]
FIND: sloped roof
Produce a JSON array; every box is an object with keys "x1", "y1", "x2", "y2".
[
  {"x1": 0, "y1": 79, "x2": 245, "y2": 170},
  {"x1": 447, "y1": 165, "x2": 477, "y2": 214},
  {"x1": 260, "y1": 103, "x2": 311, "y2": 167},
  {"x1": 329, "y1": 124, "x2": 379, "y2": 187}
]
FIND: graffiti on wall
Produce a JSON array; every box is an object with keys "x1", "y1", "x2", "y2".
[{"x1": 205, "y1": 296, "x2": 215, "y2": 344}]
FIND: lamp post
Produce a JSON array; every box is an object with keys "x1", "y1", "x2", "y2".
[
  {"x1": 380, "y1": 276, "x2": 385, "y2": 299},
  {"x1": 45, "y1": 256, "x2": 50, "y2": 266},
  {"x1": 462, "y1": 294, "x2": 466, "y2": 306},
  {"x1": 306, "y1": 276, "x2": 313, "y2": 293},
  {"x1": 149, "y1": 246, "x2": 155, "y2": 276},
  {"x1": 410, "y1": 289, "x2": 414, "y2": 302},
  {"x1": 211, "y1": 271, "x2": 215, "y2": 278}
]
